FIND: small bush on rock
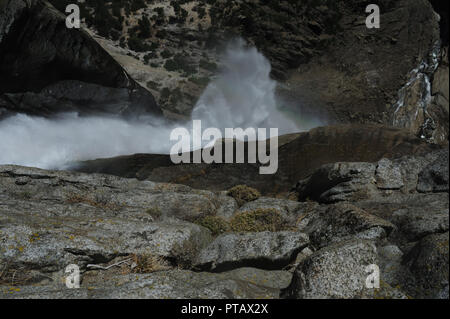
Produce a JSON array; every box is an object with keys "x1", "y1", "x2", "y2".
[
  {"x1": 146, "y1": 207, "x2": 162, "y2": 220},
  {"x1": 227, "y1": 185, "x2": 261, "y2": 206},
  {"x1": 230, "y1": 208, "x2": 284, "y2": 232},
  {"x1": 195, "y1": 215, "x2": 229, "y2": 236},
  {"x1": 129, "y1": 253, "x2": 169, "y2": 274}
]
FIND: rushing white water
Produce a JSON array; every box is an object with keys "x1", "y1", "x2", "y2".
[
  {"x1": 0, "y1": 39, "x2": 312, "y2": 169},
  {"x1": 192, "y1": 39, "x2": 298, "y2": 133},
  {"x1": 0, "y1": 113, "x2": 177, "y2": 169},
  {"x1": 392, "y1": 41, "x2": 441, "y2": 136}
]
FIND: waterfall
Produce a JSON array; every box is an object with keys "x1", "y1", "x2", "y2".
[
  {"x1": 0, "y1": 39, "x2": 318, "y2": 169},
  {"x1": 392, "y1": 42, "x2": 441, "y2": 138}
]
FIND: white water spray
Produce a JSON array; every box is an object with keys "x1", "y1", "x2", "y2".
[
  {"x1": 192, "y1": 39, "x2": 298, "y2": 134},
  {"x1": 392, "y1": 41, "x2": 441, "y2": 137},
  {"x1": 0, "y1": 40, "x2": 312, "y2": 169}
]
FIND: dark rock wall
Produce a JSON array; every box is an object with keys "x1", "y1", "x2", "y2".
[
  {"x1": 0, "y1": 0, "x2": 162, "y2": 118},
  {"x1": 430, "y1": 0, "x2": 449, "y2": 45}
]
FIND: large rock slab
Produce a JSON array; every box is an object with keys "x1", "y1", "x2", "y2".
[
  {"x1": 195, "y1": 231, "x2": 309, "y2": 272},
  {"x1": 355, "y1": 192, "x2": 449, "y2": 243},
  {"x1": 417, "y1": 149, "x2": 449, "y2": 193},
  {"x1": 403, "y1": 232, "x2": 449, "y2": 299},
  {"x1": 0, "y1": 165, "x2": 252, "y2": 277},
  {"x1": 282, "y1": 240, "x2": 379, "y2": 299},
  {"x1": 0, "y1": 0, "x2": 161, "y2": 118},
  {"x1": 0, "y1": 268, "x2": 291, "y2": 299},
  {"x1": 296, "y1": 148, "x2": 447, "y2": 203},
  {"x1": 298, "y1": 203, "x2": 395, "y2": 248}
]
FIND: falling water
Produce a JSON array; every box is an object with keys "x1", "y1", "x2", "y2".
[{"x1": 0, "y1": 39, "x2": 318, "y2": 169}]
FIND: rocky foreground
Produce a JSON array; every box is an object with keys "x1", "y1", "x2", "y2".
[
  {"x1": 0, "y1": 0, "x2": 448, "y2": 300},
  {"x1": 0, "y1": 146, "x2": 448, "y2": 299}
]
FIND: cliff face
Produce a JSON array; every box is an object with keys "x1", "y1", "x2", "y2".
[
  {"x1": 0, "y1": 0, "x2": 162, "y2": 118},
  {"x1": 430, "y1": 0, "x2": 449, "y2": 46},
  {"x1": 40, "y1": 0, "x2": 446, "y2": 142}
]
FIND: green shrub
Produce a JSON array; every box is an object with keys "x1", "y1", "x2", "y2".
[
  {"x1": 164, "y1": 55, "x2": 196, "y2": 75},
  {"x1": 128, "y1": 37, "x2": 152, "y2": 52},
  {"x1": 146, "y1": 80, "x2": 160, "y2": 90},
  {"x1": 161, "y1": 49, "x2": 172, "y2": 58},
  {"x1": 137, "y1": 16, "x2": 151, "y2": 38}
]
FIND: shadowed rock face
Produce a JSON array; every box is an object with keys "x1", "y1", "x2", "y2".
[
  {"x1": 430, "y1": 0, "x2": 449, "y2": 45},
  {"x1": 31, "y1": 0, "x2": 444, "y2": 142},
  {"x1": 76, "y1": 125, "x2": 442, "y2": 195},
  {"x1": 0, "y1": 0, "x2": 161, "y2": 118}
]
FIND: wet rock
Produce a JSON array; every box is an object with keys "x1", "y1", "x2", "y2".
[
  {"x1": 195, "y1": 231, "x2": 309, "y2": 272},
  {"x1": 77, "y1": 125, "x2": 439, "y2": 195},
  {"x1": 428, "y1": 46, "x2": 449, "y2": 143}
]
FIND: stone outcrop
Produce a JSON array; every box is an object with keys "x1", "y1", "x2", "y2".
[
  {"x1": 295, "y1": 148, "x2": 448, "y2": 203},
  {"x1": 77, "y1": 125, "x2": 441, "y2": 195},
  {"x1": 0, "y1": 0, "x2": 161, "y2": 118},
  {"x1": 194, "y1": 231, "x2": 309, "y2": 272},
  {"x1": 297, "y1": 203, "x2": 395, "y2": 249},
  {"x1": 1, "y1": 268, "x2": 292, "y2": 299},
  {"x1": 282, "y1": 240, "x2": 381, "y2": 299},
  {"x1": 402, "y1": 232, "x2": 449, "y2": 299}
]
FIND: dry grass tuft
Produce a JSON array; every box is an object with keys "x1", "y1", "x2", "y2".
[
  {"x1": 127, "y1": 253, "x2": 170, "y2": 274},
  {"x1": 227, "y1": 185, "x2": 261, "y2": 206},
  {"x1": 229, "y1": 208, "x2": 285, "y2": 232}
]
